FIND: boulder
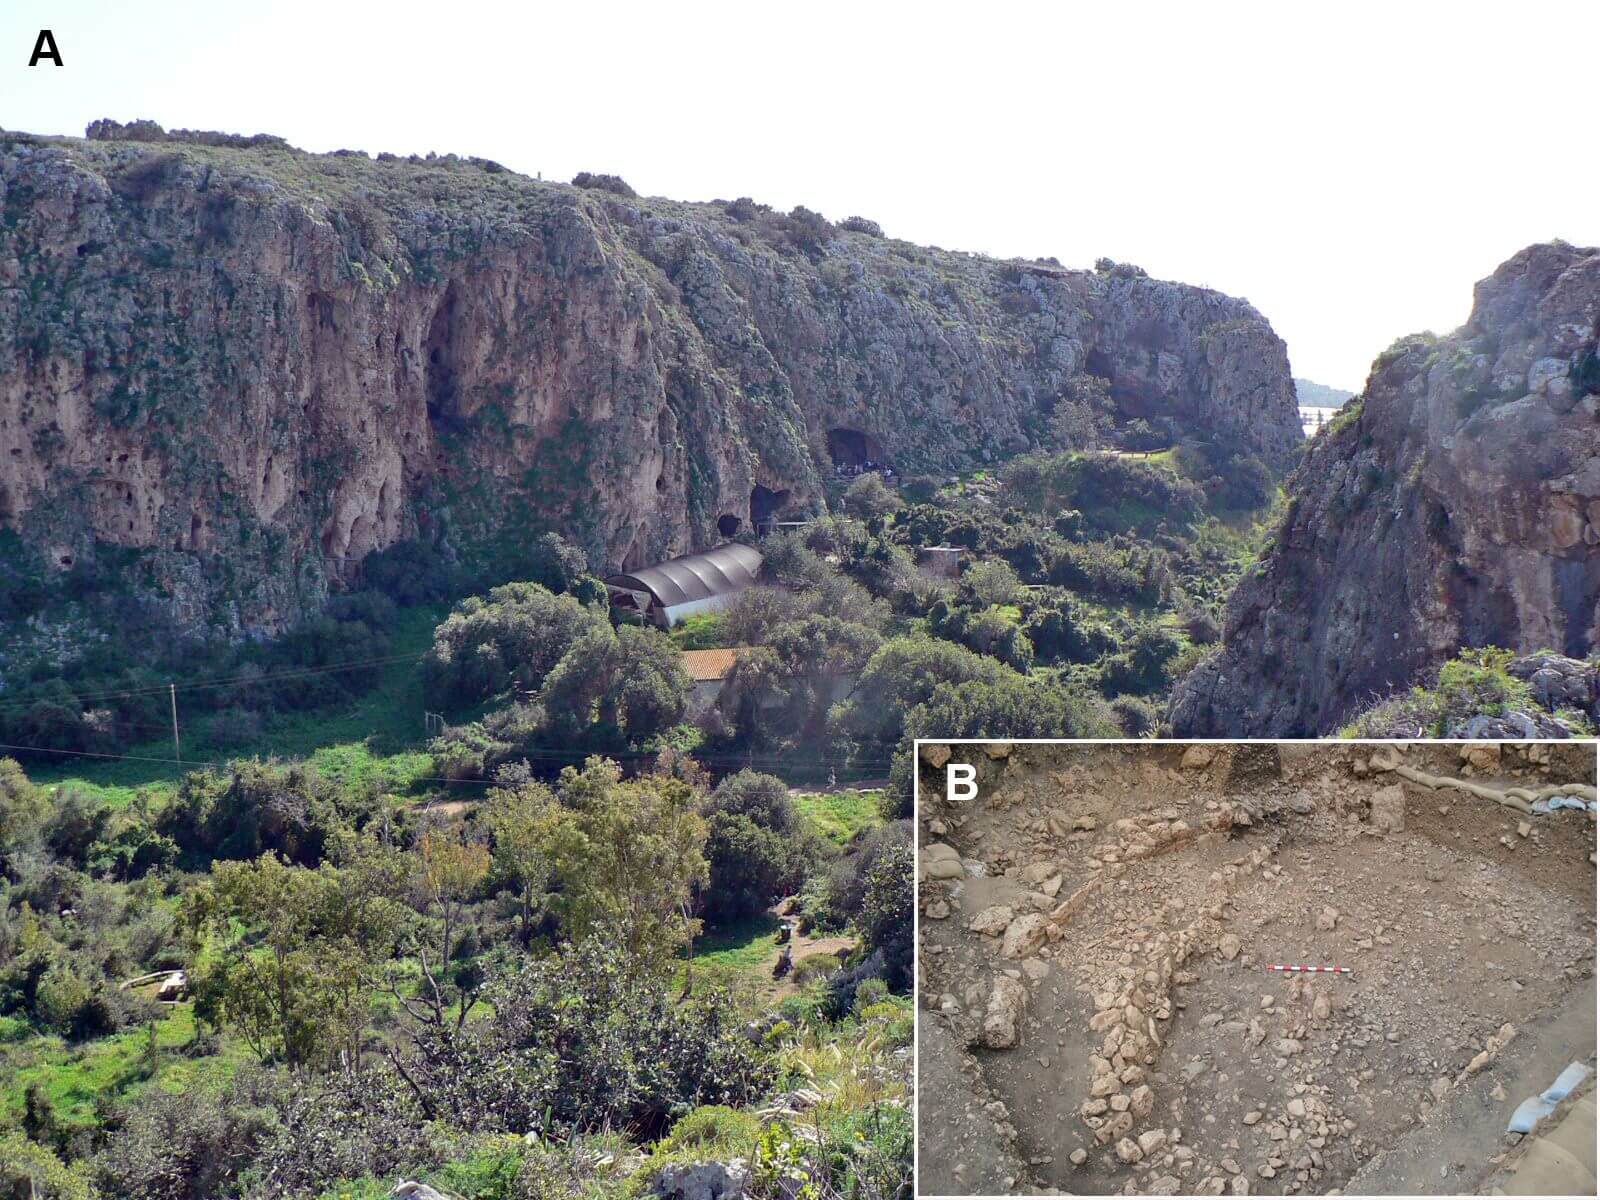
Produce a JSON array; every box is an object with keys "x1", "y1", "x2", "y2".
[
  {"x1": 968, "y1": 905, "x2": 1014, "y2": 936},
  {"x1": 922, "y1": 843, "x2": 965, "y2": 880},
  {"x1": 1129, "y1": 1083, "x2": 1155, "y2": 1118},
  {"x1": 982, "y1": 976, "x2": 1028, "y2": 1049},
  {"x1": 921, "y1": 743, "x2": 952, "y2": 768},
  {"x1": 1369, "y1": 784, "x2": 1406, "y2": 832},
  {"x1": 1510, "y1": 653, "x2": 1599, "y2": 718},
  {"x1": 390, "y1": 1185, "x2": 455, "y2": 1200},
  {"x1": 1181, "y1": 745, "x2": 1215, "y2": 771},
  {"x1": 1000, "y1": 913, "x2": 1050, "y2": 959},
  {"x1": 646, "y1": 1160, "x2": 750, "y2": 1200}
]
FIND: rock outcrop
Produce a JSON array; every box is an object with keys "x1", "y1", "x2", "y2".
[
  {"x1": 0, "y1": 121, "x2": 1300, "y2": 638},
  {"x1": 1172, "y1": 242, "x2": 1600, "y2": 735}
]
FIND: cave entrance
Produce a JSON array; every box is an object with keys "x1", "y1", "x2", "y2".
[
  {"x1": 751, "y1": 485, "x2": 789, "y2": 529},
  {"x1": 424, "y1": 288, "x2": 460, "y2": 427},
  {"x1": 826, "y1": 427, "x2": 885, "y2": 471},
  {"x1": 717, "y1": 513, "x2": 742, "y2": 537}
]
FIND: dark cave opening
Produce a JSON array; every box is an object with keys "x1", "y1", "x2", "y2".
[
  {"x1": 424, "y1": 289, "x2": 460, "y2": 425},
  {"x1": 717, "y1": 513, "x2": 742, "y2": 537},
  {"x1": 826, "y1": 427, "x2": 885, "y2": 469},
  {"x1": 751, "y1": 485, "x2": 789, "y2": 525}
]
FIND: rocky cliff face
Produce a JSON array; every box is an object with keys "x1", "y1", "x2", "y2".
[
  {"x1": 0, "y1": 121, "x2": 1300, "y2": 638},
  {"x1": 1172, "y1": 242, "x2": 1600, "y2": 736}
]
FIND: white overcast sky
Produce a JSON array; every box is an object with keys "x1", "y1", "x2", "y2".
[{"x1": 3, "y1": 0, "x2": 1596, "y2": 390}]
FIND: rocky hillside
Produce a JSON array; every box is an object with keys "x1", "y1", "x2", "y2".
[
  {"x1": 1172, "y1": 241, "x2": 1600, "y2": 736},
  {"x1": 0, "y1": 120, "x2": 1300, "y2": 639}
]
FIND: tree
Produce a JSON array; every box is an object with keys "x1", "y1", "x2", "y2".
[
  {"x1": 711, "y1": 616, "x2": 882, "y2": 750},
  {"x1": 537, "y1": 625, "x2": 691, "y2": 749},
  {"x1": 156, "y1": 758, "x2": 353, "y2": 868},
  {"x1": 0, "y1": 757, "x2": 43, "y2": 855},
  {"x1": 959, "y1": 559, "x2": 1023, "y2": 608},
  {"x1": 417, "y1": 830, "x2": 490, "y2": 965},
  {"x1": 1049, "y1": 398, "x2": 1102, "y2": 451},
  {"x1": 485, "y1": 779, "x2": 555, "y2": 945},
  {"x1": 1022, "y1": 595, "x2": 1118, "y2": 665},
  {"x1": 1097, "y1": 621, "x2": 1183, "y2": 696},
  {"x1": 534, "y1": 758, "x2": 707, "y2": 968},
  {"x1": 830, "y1": 636, "x2": 1009, "y2": 750},
  {"x1": 860, "y1": 839, "x2": 913, "y2": 990},
  {"x1": 188, "y1": 853, "x2": 409, "y2": 1068},
  {"x1": 386, "y1": 937, "x2": 773, "y2": 1138},
  {"x1": 423, "y1": 582, "x2": 605, "y2": 708},
  {"x1": 700, "y1": 771, "x2": 813, "y2": 924},
  {"x1": 841, "y1": 473, "x2": 900, "y2": 521}
]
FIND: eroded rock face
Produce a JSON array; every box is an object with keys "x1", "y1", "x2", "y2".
[
  {"x1": 0, "y1": 123, "x2": 1300, "y2": 638},
  {"x1": 1173, "y1": 242, "x2": 1600, "y2": 735}
]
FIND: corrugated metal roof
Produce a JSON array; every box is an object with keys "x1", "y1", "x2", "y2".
[
  {"x1": 679, "y1": 647, "x2": 748, "y2": 681},
  {"x1": 605, "y1": 542, "x2": 763, "y2": 609}
]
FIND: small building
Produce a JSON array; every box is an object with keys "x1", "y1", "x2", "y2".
[
  {"x1": 680, "y1": 647, "x2": 748, "y2": 715},
  {"x1": 604, "y1": 542, "x2": 763, "y2": 628},
  {"x1": 916, "y1": 545, "x2": 963, "y2": 580}
]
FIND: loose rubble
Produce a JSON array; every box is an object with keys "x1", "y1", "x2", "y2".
[{"x1": 917, "y1": 741, "x2": 1596, "y2": 1195}]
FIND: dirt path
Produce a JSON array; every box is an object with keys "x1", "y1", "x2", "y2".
[
  {"x1": 916, "y1": 742, "x2": 1597, "y2": 1196},
  {"x1": 758, "y1": 931, "x2": 858, "y2": 1000}
]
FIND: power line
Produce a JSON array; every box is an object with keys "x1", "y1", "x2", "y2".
[{"x1": 0, "y1": 650, "x2": 428, "y2": 713}]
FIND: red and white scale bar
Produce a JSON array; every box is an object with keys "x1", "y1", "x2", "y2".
[{"x1": 1265, "y1": 964, "x2": 1351, "y2": 974}]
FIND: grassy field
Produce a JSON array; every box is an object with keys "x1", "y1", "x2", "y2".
[
  {"x1": 0, "y1": 1002, "x2": 250, "y2": 1130},
  {"x1": 26, "y1": 605, "x2": 445, "y2": 810},
  {"x1": 793, "y1": 789, "x2": 882, "y2": 846}
]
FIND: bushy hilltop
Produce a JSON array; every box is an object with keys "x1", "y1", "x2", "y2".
[
  {"x1": 1173, "y1": 241, "x2": 1600, "y2": 736},
  {"x1": 0, "y1": 119, "x2": 1298, "y2": 641}
]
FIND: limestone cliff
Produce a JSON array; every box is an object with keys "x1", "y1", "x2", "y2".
[
  {"x1": 0, "y1": 120, "x2": 1300, "y2": 638},
  {"x1": 1172, "y1": 242, "x2": 1600, "y2": 736}
]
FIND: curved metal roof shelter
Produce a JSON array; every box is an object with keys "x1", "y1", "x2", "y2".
[{"x1": 605, "y1": 542, "x2": 763, "y2": 609}]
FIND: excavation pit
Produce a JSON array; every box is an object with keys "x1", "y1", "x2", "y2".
[{"x1": 915, "y1": 741, "x2": 1598, "y2": 1196}]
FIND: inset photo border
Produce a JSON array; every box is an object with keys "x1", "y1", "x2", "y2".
[{"x1": 911, "y1": 739, "x2": 1599, "y2": 1198}]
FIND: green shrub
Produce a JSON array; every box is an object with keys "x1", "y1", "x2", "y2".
[
  {"x1": 432, "y1": 1136, "x2": 527, "y2": 1200},
  {"x1": 838, "y1": 215, "x2": 883, "y2": 237},
  {"x1": 423, "y1": 581, "x2": 605, "y2": 708},
  {"x1": 0, "y1": 1131, "x2": 94, "y2": 1200},
  {"x1": 859, "y1": 840, "x2": 913, "y2": 990},
  {"x1": 792, "y1": 952, "x2": 842, "y2": 986},
  {"x1": 391, "y1": 937, "x2": 775, "y2": 1139},
  {"x1": 664, "y1": 1105, "x2": 760, "y2": 1154},
  {"x1": 701, "y1": 772, "x2": 814, "y2": 924},
  {"x1": 841, "y1": 472, "x2": 900, "y2": 521},
  {"x1": 571, "y1": 171, "x2": 636, "y2": 197}
]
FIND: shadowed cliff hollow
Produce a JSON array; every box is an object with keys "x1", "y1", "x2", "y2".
[
  {"x1": 0, "y1": 120, "x2": 1299, "y2": 637},
  {"x1": 1172, "y1": 241, "x2": 1600, "y2": 736}
]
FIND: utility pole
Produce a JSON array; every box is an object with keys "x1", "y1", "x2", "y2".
[{"x1": 169, "y1": 683, "x2": 181, "y2": 763}]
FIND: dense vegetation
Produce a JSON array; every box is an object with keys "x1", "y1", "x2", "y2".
[
  {"x1": 0, "y1": 737, "x2": 911, "y2": 1199},
  {"x1": 0, "y1": 371, "x2": 1294, "y2": 1199}
]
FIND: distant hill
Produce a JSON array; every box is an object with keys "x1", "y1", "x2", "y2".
[{"x1": 1294, "y1": 378, "x2": 1356, "y2": 408}]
